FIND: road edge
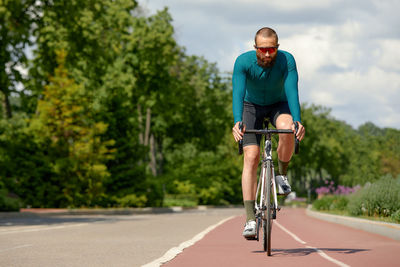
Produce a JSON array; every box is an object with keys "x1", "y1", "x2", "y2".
[
  {"x1": 306, "y1": 206, "x2": 400, "y2": 241},
  {"x1": 0, "y1": 205, "x2": 243, "y2": 218}
]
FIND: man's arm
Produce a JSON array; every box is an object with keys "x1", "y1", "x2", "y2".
[
  {"x1": 283, "y1": 52, "x2": 305, "y2": 140},
  {"x1": 283, "y1": 52, "x2": 301, "y2": 123},
  {"x1": 232, "y1": 55, "x2": 247, "y2": 124}
]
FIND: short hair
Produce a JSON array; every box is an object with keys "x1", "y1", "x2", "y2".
[{"x1": 254, "y1": 27, "x2": 278, "y2": 45}]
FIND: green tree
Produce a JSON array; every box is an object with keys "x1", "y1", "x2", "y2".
[
  {"x1": 288, "y1": 105, "x2": 394, "y2": 198},
  {"x1": 380, "y1": 128, "x2": 400, "y2": 177},
  {"x1": 0, "y1": 0, "x2": 38, "y2": 118},
  {"x1": 27, "y1": 0, "x2": 139, "y2": 113},
  {"x1": 0, "y1": 113, "x2": 55, "y2": 208},
  {"x1": 29, "y1": 51, "x2": 114, "y2": 207}
]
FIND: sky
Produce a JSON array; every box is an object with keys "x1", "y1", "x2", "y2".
[{"x1": 138, "y1": 0, "x2": 400, "y2": 129}]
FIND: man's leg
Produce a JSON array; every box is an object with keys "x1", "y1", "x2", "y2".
[
  {"x1": 276, "y1": 114, "x2": 294, "y2": 171},
  {"x1": 242, "y1": 145, "x2": 260, "y2": 222},
  {"x1": 275, "y1": 114, "x2": 294, "y2": 195}
]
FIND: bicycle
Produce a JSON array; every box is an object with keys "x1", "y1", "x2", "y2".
[{"x1": 238, "y1": 121, "x2": 299, "y2": 256}]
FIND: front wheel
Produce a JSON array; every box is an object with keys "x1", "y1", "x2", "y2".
[
  {"x1": 264, "y1": 162, "x2": 273, "y2": 256},
  {"x1": 265, "y1": 207, "x2": 272, "y2": 255}
]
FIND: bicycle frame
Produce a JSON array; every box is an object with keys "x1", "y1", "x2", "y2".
[{"x1": 254, "y1": 134, "x2": 278, "y2": 219}]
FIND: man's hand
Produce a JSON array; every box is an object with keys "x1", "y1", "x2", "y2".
[
  {"x1": 292, "y1": 121, "x2": 305, "y2": 141},
  {"x1": 232, "y1": 121, "x2": 245, "y2": 142}
]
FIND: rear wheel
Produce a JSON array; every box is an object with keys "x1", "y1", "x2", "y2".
[{"x1": 263, "y1": 219, "x2": 267, "y2": 251}]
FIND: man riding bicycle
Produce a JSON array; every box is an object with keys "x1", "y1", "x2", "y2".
[{"x1": 231, "y1": 27, "x2": 306, "y2": 239}]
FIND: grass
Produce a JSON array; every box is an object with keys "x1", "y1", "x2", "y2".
[{"x1": 163, "y1": 194, "x2": 198, "y2": 207}]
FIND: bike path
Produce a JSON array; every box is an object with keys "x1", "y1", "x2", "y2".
[{"x1": 162, "y1": 208, "x2": 400, "y2": 267}]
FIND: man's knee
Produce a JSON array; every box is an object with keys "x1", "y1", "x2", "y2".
[
  {"x1": 243, "y1": 146, "x2": 260, "y2": 166},
  {"x1": 276, "y1": 114, "x2": 293, "y2": 129}
]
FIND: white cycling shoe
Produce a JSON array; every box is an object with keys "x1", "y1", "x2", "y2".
[
  {"x1": 242, "y1": 220, "x2": 257, "y2": 239},
  {"x1": 276, "y1": 175, "x2": 292, "y2": 196}
]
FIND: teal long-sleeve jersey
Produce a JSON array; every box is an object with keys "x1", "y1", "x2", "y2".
[{"x1": 232, "y1": 50, "x2": 301, "y2": 124}]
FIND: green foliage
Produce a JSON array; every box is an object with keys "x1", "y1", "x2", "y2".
[
  {"x1": 313, "y1": 175, "x2": 400, "y2": 222},
  {"x1": 391, "y1": 210, "x2": 400, "y2": 223},
  {"x1": 347, "y1": 175, "x2": 400, "y2": 217},
  {"x1": 0, "y1": 114, "x2": 58, "y2": 207},
  {"x1": 115, "y1": 194, "x2": 147, "y2": 208},
  {"x1": 163, "y1": 130, "x2": 242, "y2": 205},
  {"x1": 312, "y1": 195, "x2": 349, "y2": 211},
  {"x1": 0, "y1": 188, "x2": 22, "y2": 211},
  {"x1": 28, "y1": 51, "x2": 115, "y2": 207},
  {"x1": 0, "y1": 0, "x2": 37, "y2": 118},
  {"x1": 164, "y1": 195, "x2": 197, "y2": 207}
]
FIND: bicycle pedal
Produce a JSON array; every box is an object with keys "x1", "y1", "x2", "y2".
[{"x1": 245, "y1": 236, "x2": 257, "y2": 241}]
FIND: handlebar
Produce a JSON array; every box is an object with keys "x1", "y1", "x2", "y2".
[
  {"x1": 294, "y1": 122, "x2": 300, "y2": 154},
  {"x1": 238, "y1": 122, "x2": 300, "y2": 155},
  {"x1": 244, "y1": 129, "x2": 293, "y2": 134}
]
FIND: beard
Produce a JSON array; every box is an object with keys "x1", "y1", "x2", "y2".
[{"x1": 256, "y1": 51, "x2": 277, "y2": 68}]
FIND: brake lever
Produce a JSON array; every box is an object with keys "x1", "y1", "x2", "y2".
[
  {"x1": 238, "y1": 122, "x2": 243, "y2": 155},
  {"x1": 294, "y1": 122, "x2": 300, "y2": 154}
]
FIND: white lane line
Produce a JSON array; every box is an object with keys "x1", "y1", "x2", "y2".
[
  {"x1": 0, "y1": 223, "x2": 89, "y2": 235},
  {"x1": 275, "y1": 221, "x2": 350, "y2": 267},
  {"x1": 275, "y1": 221, "x2": 306, "y2": 244},
  {"x1": 306, "y1": 245, "x2": 350, "y2": 267},
  {"x1": 0, "y1": 225, "x2": 53, "y2": 232},
  {"x1": 142, "y1": 216, "x2": 236, "y2": 267},
  {"x1": 0, "y1": 244, "x2": 33, "y2": 253}
]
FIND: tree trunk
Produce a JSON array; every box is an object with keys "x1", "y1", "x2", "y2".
[
  {"x1": 144, "y1": 107, "x2": 151, "y2": 146},
  {"x1": 138, "y1": 104, "x2": 143, "y2": 144},
  {"x1": 1, "y1": 90, "x2": 12, "y2": 119},
  {"x1": 150, "y1": 133, "x2": 157, "y2": 176},
  {"x1": 157, "y1": 137, "x2": 164, "y2": 176}
]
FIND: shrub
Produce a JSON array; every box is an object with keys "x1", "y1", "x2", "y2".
[
  {"x1": 391, "y1": 210, "x2": 400, "y2": 223},
  {"x1": 347, "y1": 175, "x2": 400, "y2": 217},
  {"x1": 312, "y1": 195, "x2": 349, "y2": 211},
  {"x1": 163, "y1": 195, "x2": 197, "y2": 207},
  {"x1": 0, "y1": 189, "x2": 22, "y2": 211},
  {"x1": 115, "y1": 194, "x2": 147, "y2": 208}
]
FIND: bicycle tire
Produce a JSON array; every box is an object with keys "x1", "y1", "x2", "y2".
[
  {"x1": 265, "y1": 162, "x2": 273, "y2": 256},
  {"x1": 263, "y1": 220, "x2": 267, "y2": 251}
]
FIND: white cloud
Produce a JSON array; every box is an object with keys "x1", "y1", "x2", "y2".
[
  {"x1": 266, "y1": 0, "x2": 342, "y2": 10},
  {"x1": 281, "y1": 26, "x2": 357, "y2": 79},
  {"x1": 377, "y1": 39, "x2": 400, "y2": 72},
  {"x1": 306, "y1": 67, "x2": 400, "y2": 127}
]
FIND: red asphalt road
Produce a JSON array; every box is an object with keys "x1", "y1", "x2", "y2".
[{"x1": 163, "y1": 208, "x2": 400, "y2": 267}]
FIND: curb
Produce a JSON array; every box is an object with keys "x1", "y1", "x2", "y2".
[
  {"x1": 0, "y1": 205, "x2": 242, "y2": 219},
  {"x1": 306, "y1": 206, "x2": 400, "y2": 241}
]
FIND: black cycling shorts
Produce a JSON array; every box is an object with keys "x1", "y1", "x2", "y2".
[{"x1": 242, "y1": 101, "x2": 291, "y2": 147}]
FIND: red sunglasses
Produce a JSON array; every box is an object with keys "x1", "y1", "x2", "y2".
[{"x1": 255, "y1": 46, "x2": 278, "y2": 54}]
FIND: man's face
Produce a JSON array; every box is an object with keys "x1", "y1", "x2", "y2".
[{"x1": 255, "y1": 36, "x2": 279, "y2": 68}]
